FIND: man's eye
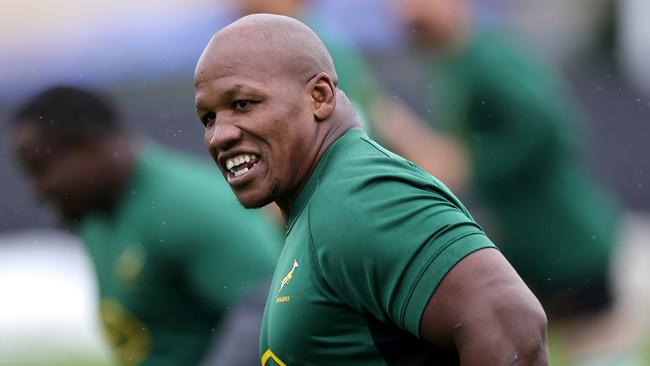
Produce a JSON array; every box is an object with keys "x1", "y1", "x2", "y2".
[
  {"x1": 233, "y1": 100, "x2": 251, "y2": 111},
  {"x1": 201, "y1": 112, "x2": 216, "y2": 126}
]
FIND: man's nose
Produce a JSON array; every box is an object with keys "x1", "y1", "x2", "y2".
[{"x1": 207, "y1": 119, "x2": 243, "y2": 151}]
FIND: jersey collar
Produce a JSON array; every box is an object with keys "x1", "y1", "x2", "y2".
[{"x1": 286, "y1": 128, "x2": 367, "y2": 234}]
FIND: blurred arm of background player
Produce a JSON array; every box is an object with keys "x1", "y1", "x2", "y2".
[{"x1": 371, "y1": 99, "x2": 470, "y2": 192}]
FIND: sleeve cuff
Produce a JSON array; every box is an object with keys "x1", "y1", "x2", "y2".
[{"x1": 402, "y1": 233, "x2": 497, "y2": 338}]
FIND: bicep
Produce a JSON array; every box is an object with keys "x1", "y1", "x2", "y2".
[{"x1": 419, "y1": 248, "x2": 548, "y2": 365}]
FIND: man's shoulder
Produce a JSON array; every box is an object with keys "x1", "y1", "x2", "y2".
[
  {"x1": 314, "y1": 132, "x2": 450, "y2": 203},
  {"x1": 305, "y1": 133, "x2": 460, "y2": 251},
  {"x1": 317, "y1": 132, "x2": 434, "y2": 185}
]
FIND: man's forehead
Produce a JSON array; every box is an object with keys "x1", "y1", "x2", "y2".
[
  {"x1": 198, "y1": 42, "x2": 281, "y2": 76},
  {"x1": 197, "y1": 47, "x2": 271, "y2": 87},
  {"x1": 13, "y1": 121, "x2": 44, "y2": 144},
  {"x1": 13, "y1": 124, "x2": 59, "y2": 160},
  {"x1": 195, "y1": 43, "x2": 294, "y2": 95}
]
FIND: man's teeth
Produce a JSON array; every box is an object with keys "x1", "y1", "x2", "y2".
[
  {"x1": 234, "y1": 167, "x2": 249, "y2": 177},
  {"x1": 226, "y1": 154, "x2": 257, "y2": 172}
]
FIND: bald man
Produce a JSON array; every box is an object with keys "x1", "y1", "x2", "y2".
[{"x1": 194, "y1": 14, "x2": 548, "y2": 365}]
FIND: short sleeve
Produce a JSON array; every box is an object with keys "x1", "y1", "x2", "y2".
[{"x1": 309, "y1": 155, "x2": 495, "y2": 337}]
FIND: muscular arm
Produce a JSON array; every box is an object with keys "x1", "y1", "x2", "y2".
[{"x1": 420, "y1": 248, "x2": 548, "y2": 365}]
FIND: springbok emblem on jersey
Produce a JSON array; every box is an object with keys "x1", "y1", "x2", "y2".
[{"x1": 276, "y1": 259, "x2": 298, "y2": 295}]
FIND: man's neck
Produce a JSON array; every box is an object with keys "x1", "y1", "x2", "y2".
[{"x1": 277, "y1": 92, "x2": 360, "y2": 221}]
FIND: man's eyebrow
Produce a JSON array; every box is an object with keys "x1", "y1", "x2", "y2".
[
  {"x1": 195, "y1": 85, "x2": 244, "y2": 110},
  {"x1": 196, "y1": 84, "x2": 265, "y2": 110}
]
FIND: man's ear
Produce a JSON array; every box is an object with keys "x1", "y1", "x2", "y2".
[{"x1": 309, "y1": 72, "x2": 336, "y2": 121}]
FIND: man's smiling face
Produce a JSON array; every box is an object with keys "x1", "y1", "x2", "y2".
[{"x1": 194, "y1": 38, "x2": 317, "y2": 209}]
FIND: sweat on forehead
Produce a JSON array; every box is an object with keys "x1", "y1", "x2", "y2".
[{"x1": 196, "y1": 14, "x2": 337, "y2": 84}]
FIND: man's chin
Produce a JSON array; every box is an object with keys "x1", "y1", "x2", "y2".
[{"x1": 235, "y1": 193, "x2": 273, "y2": 210}]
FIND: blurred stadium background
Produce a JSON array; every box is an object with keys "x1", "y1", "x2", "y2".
[{"x1": 0, "y1": 0, "x2": 648, "y2": 365}]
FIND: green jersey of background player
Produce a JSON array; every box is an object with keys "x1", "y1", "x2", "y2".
[
  {"x1": 392, "y1": 0, "x2": 620, "y2": 315},
  {"x1": 195, "y1": 14, "x2": 548, "y2": 365},
  {"x1": 10, "y1": 86, "x2": 281, "y2": 366}
]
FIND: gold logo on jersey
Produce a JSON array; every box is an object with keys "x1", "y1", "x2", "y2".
[
  {"x1": 115, "y1": 245, "x2": 145, "y2": 287},
  {"x1": 100, "y1": 298, "x2": 151, "y2": 366},
  {"x1": 274, "y1": 259, "x2": 298, "y2": 304},
  {"x1": 261, "y1": 349, "x2": 287, "y2": 366}
]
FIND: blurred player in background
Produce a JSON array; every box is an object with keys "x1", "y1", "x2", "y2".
[
  {"x1": 385, "y1": 0, "x2": 629, "y2": 363},
  {"x1": 195, "y1": 14, "x2": 548, "y2": 365},
  {"x1": 392, "y1": 0, "x2": 620, "y2": 314},
  {"x1": 9, "y1": 86, "x2": 281, "y2": 366}
]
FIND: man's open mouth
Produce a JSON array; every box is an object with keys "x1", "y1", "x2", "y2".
[{"x1": 226, "y1": 153, "x2": 258, "y2": 177}]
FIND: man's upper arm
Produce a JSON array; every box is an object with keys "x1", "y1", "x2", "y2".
[
  {"x1": 419, "y1": 247, "x2": 548, "y2": 365},
  {"x1": 310, "y1": 160, "x2": 496, "y2": 332}
]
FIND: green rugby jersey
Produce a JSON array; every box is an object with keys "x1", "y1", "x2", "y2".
[
  {"x1": 260, "y1": 130, "x2": 495, "y2": 365},
  {"x1": 78, "y1": 144, "x2": 280, "y2": 366}
]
